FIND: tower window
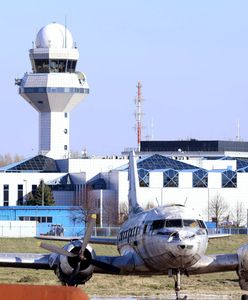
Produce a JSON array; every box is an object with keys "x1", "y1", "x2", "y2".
[
  {"x1": 64, "y1": 113, "x2": 68, "y2": 118},
  {"x1": 64, "y1": 145, "x2": 68, "y2": 150},
  {"x1": 64, "y1": 129, "x2": 68, "y2": 134},
  {"x1": 34, "y1": 59, "x2": 49, "y2": 73},
  {"x1": 34, "y1": 59, "x2": 76, "y2": 73}
]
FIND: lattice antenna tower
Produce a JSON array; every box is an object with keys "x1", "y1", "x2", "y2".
[{"x1": 135, "y1": 81, "x2": 144, "y2": 152}]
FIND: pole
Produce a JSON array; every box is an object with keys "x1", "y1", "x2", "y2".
[
  {"x1": 23, "y1": 180, "x2": 27, "y2": 204},
  {"x1": 41, "y1": 180, "x2": 44, "y2": 206},
  {"x1": 100, "y1": 190, "x2": 103, "y2": 228}
]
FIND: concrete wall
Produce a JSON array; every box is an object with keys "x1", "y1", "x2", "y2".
[
  {"x1": 112, "y1": 169, "x2": 248, "y2": 225},
  {"x1": 68, "y1": 158, "x2": 128, "y2": 180},
  {"x1": 0, "y1": 173, "x2": 68, "y2": 206},
  {"x1": 0, "y1": 221, "x2": 36, "y2": 237},
  {"x1": 188, "y1": 158, "x2": 237, "y2": 171}
]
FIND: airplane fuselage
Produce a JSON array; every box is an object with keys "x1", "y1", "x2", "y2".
[{"x1": 117, "y1": 204, "x2": 208, "y2": 274}]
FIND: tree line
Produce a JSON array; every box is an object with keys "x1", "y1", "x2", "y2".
[{"x1": 0, "y1": 153, "x2": 24, "y2": 167}]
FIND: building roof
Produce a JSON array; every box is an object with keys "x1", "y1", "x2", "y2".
[
  {"x1": 116, "y1": 154, "x2": 200, "y2": 172},
  {"x1": 137, "y1": 154, "x2": 199, "y2": 171},
  {"x1": 0, "y1": 155, "x2": 60, "y2": 173},
  {"x1": 0, "y1": 206, "x2": 81, "y2": 210}
]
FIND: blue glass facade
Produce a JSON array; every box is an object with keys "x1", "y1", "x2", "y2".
[
  {"x1": 163, "y1": 169, "x2": 179, "y2": 187},
  {"x1": 193, "y1": 169, "x2": 208, "y2": 187},
  {"x1": 138, "y1": 168, "x2": 150, "y2": 187},
  {"x1": 222, "y1": 170, "x2": 237, "y2": 188}
]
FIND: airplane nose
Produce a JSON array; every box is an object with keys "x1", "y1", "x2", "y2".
[{"x1": 177, "y1": 244, "x2": 194, "y2": 250}]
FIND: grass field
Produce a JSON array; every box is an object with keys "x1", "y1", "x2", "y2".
[{"x1": 0, "y1": 235, "x2": 247, "y2": 298}]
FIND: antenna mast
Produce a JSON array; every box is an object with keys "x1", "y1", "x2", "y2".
[
  {"x1": 64, "y1": 16, "x2": 67, "y2": 48},
  {"x1": 135, "y1": 81, "x2": 144, "y2": 152},
  {"x1": 236, "y1": 119, "x2": 241, "y2": 141}
]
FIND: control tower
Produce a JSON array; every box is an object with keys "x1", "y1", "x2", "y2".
[{"x1": 16, "y1": 23, "x2": 89, "y2": 159}]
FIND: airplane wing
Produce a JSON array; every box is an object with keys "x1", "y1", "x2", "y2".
[
  {"x1": 188, "y1": 253, "x2": 238, "y2": 275},
  {"x1": 36, "y1": 235, "x2": 117, "y2": 245},
  {"x1": 208, "y1": 233, "x2": 231, "y2": 239},
  {"x1": 93, "y1": 247, "x2": 149, "y2": 275},
  {"x1": 0, "y1": 253, "x2": 52, "y2": 269},
  {"x1": 187, "y1": 244, "x2": 248, "y2": 291},
  {"x1": 36, "y1": 233, "x2": 229, "y2": 243}
]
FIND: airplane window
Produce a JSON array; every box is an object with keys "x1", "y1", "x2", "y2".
[
  {"x1": 183, "y1": 219, "x2": 198, "y2": 228},
  {"x1": 165, "y1": 219, "x2": 182, "y2": 227},
  {"x1": 152, "y1": 220, "x2": 165, "y2": 230}
]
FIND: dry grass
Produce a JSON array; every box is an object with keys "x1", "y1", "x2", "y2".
[{"x1": 0, "y1": 236, "x2": 247, "y2": 298}]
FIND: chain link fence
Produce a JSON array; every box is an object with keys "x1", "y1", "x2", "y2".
[{"x1": 0, "y1": 223, "x2": 247, "y2": 238}]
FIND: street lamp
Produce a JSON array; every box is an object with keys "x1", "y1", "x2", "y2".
[{"x1": 23, "y1": 179, "x2": 27, "y2": 204}]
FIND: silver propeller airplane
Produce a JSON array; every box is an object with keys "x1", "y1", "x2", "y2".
[{"x1": 0, "y1": 151, "x2": 248, "y2": 300}]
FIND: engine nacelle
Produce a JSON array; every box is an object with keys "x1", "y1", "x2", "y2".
[
  {"x1": 55, "y1": 240, "x2": 96, "y2": 286},
  {"x1": 237, "y1": 244, "x2": 248, "y2": 290}
]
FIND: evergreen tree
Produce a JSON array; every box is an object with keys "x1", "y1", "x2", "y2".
[{"x1": 27, "y1": 179, "x2": 54, "y2": 206}]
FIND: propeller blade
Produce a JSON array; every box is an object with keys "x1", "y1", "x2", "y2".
[
  {"x1": 79, "y1": 214, "x2": 96, "y2": 260},
  {"x1": 39, "y1": 242, "x2": 77, "y2": 258},
  {"x1": 90, "y1": 259, "x2": 120, "y2": 274}
]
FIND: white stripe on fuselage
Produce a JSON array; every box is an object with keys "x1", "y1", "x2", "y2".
[{"x1": 117, "y1": 205, "x2": 208, "y2": 272}]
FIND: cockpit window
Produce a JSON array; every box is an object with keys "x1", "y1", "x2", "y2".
[
  {"x1": 197, "y1": 219, "x2": 207, "y2": 229},
  {"x1": 149, "y1": 218, "x2": 207, "y2": 232},
  {"x1": 183, "y1": 219, "x2": 198, "y2": 228},
  {"x1": 165, "y1": 219, "x2": 182, "y2": 227}
]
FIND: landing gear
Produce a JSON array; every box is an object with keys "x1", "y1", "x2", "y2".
[{"x1": 169, "y1": 269, "x2": 187, "y2": 300}]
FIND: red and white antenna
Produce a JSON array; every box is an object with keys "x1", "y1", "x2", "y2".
[{"x1": 135, "y1": 81, "x2": 144, "y2": 152}]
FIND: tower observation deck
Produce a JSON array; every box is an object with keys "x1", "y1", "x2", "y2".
[{"x1": 16, "y1": 23, "x2": 89, "y2": 159}]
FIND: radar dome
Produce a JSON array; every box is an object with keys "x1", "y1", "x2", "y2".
[{"x1": 35, "y1": 23, "x2": 74, "y2": 49}]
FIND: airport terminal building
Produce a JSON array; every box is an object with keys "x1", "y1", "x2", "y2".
[{"x1": 1, "y1": 148, "x2": 248, "y2": 226}]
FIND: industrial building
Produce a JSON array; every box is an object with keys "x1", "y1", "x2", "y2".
[
  {"x1": 140, "y1": 140, "x2": 248, "y2": 158},
  {"x1": 0, "y1": 206, "x2": 84, "y2": 236},
  {"x1": 1, "y1": 23, "x2": 248, "y2": 229}
]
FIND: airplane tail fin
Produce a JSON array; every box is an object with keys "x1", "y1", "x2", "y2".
[{"x1": 128, "y1": 151, "x2": 144, "y2": 216}]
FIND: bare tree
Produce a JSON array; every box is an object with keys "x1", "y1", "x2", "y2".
[
  {"x1": 145, "y1": 200, "x2": 156, "y2": 210},
  {"x1": 233, "y1": 200, "x2": 246, "y2": 228},
  {"x1": 209, "y1": 193, "x2": 229, "y2": 228},
  {"x1": 119, "y1": 202, "x2": 129, "y2": 224},
  {"x1": 0, "y1": 153, "x2": 24, "y2": 167}
]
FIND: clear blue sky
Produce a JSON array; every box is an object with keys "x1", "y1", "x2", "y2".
[{"x1": 1, "y1": 0, "x2": 248, "y2": 157}]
